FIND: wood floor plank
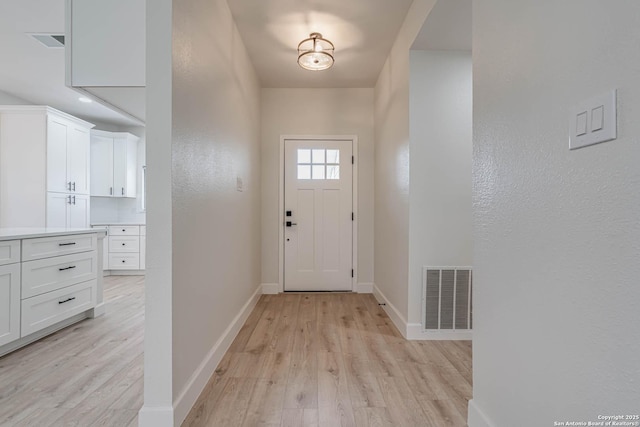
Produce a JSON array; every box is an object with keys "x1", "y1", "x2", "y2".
[
  {"x1": 317, "y1": 351, "x2": 356, "y2": 426},
  {"x1": 353, "y1": 407, "x2": 395, "y2": 427}
]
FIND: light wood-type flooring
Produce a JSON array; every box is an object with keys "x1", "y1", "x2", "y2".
[
  {"x1": 0, "y1": 277, "x2": 472, "y2": 427},
  {"x1": 184, "y1": 293, "x2": 473, "y2": 427},
  {"x1": 0, "y1": 275, "x2": 144, "y2": 427}
]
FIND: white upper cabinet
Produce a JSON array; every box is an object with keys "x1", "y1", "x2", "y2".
[
  {"x1": 47, "y1": 116, "x2": 91, "y2": 195},
  {"x1": 91, "y1": 130, "x2": 138, "y2": 198},
  {"x1": 0, "y1": 106, "x2": 94, "y2": 228}
]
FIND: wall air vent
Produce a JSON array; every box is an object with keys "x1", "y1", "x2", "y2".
[
  {"x1": 423, "y1": 266, "x2": 472, "y2": 332},
  {"x1": 29, "y1": 34, "x2": 65, "y2": 48}
]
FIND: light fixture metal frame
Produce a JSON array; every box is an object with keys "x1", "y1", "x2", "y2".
[{"x1": 297, "y1": 32, "x2": 335, "y2": 71}]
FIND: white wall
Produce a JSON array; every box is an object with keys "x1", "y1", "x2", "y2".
[
  {"x1": 261, "y1": 88, "x2": 374, "y2": 286},
  {"x1": 407, "y1": 50, "x2": 472, "y2": 324},
  {"x1": 373, "y1": 0, "x2": 436, "y2": 327},
  {"x1": 470, "y1": 1, "x2": 640, "y2": 426},
  {"x1": 141, "y1": 0, "x2": 261, "y2": 425}
]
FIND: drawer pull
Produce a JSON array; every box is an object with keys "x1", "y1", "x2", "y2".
[
  {"x1": 58, "y1": 297, "x2": 76, "y2": 305},
  {"x1": 122, "y1": 229, "x2": 126, "y2": 232},
  {"x1": 122, "y1": 243, "x2": 126, "y2": 246},
  {"x1": 58, "y1": 242, "x2": 77, "y2": 246},
  {"x1": 58, "y1": 265, "x2": 77, "y2": 271},
  {"x1": 122, "y1": 260, "x2": 126, "y2": 263}
]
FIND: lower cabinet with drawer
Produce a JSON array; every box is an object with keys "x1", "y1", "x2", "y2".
[
  {"x1": 0, "y1": 230, "x2": 104, "y2": 356},
  {"x1": 94, "y1": 224, "x2": 145, "y2": 273},
  {"x1": 21, "y1": 280, "x2": 96, "y2": 336}
]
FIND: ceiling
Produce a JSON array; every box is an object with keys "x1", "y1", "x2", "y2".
[
  {"x1": 227, "y1": 0, "x2": 414, "y2": 88},
  {"x1": 0, "y1": 0, "x2": 470, "y2": 127},
  {"x1": 412, "y1": 0, "x2": 472, "y2": 51},
  {"x1": 0, "y1": 0, "x2": 141, "y2": 126}
]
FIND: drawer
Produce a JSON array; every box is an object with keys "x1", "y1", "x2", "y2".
[
  {"x1": 108, "y1": 226, "x2": 140, "y2": 236},
  {"x1": 108, "y1": 236, "x2": 140, "y2": 253},
  {"x1": 109, "y1": 253, "x2": 140, "y2": 270},
  {"x1": 21, "y1": 280, "x2": 96, "y2": 337},
  {"x1": 22, "y1": 251, "x2": 98, "y2": 299},
  {"x1": 0, "y1": 240, "x2": 20, "y2": 266},
  {"x1": 22, "y1": 234, "x2": 97, "y2": 261},
  {"x1": 139, "y1": 226, "x2": 146, "y2": 236}
]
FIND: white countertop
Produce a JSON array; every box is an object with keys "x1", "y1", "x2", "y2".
[
  {"x1": 91, "y1": 222, "x2": 146, "y2": 226},
  {"x1": 0, "y1": 227, "x2": 106, "y2": 241}
]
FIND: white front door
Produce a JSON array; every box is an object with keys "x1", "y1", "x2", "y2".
[{"x1": 284, "y1": 139, "x2": 353, "y2": 291}]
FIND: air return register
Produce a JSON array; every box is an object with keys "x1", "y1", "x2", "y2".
[{"x1": 422, "y1": 267, "x2": 472, "y2": 332}]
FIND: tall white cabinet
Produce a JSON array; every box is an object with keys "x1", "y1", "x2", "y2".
[
  {"x1": 90, "y1": 130, "x2": 138, "y2": 198},
  {"x1": 0, "y1": 106, "x2": 94, "y2": 228}
]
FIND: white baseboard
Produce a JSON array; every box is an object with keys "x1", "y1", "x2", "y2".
[
  {"x1": 107, "y1": 270, "x2": 146, "y2": 276},
  {"x1": 172, "y1": 284, "x2": 263, "y2": 426},
  {"x1": 356, "y1": 282, "x2": 373, "y2": 293},
  {"x1": 468, "y1": 399, "x2": 495, "y2": 427},
  {"x1": 138, "y1": 406, "x2": 174, "y2": 427},
  {"x1": 89, "y1": 302, "x2": 106, "y2": 318},
  {"x1": 406, "y1": 323, "x2": 473, "y2": 341},
  {"x1": 261, "y1": 283, "x2": 280, "y2": 294},
  {"x1": 372, "y1": 284, "x2": 408, "y2": 338}
]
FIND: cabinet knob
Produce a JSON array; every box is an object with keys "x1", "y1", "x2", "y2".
[
  {"x1": 122, "y1": 260, "x2": 126, "y2": 263},
  {"x1": 122, "y1": 243, "x2": 126, "y2": 246},
  {"x1": 122, "y1": 229, "x2": 126, "y2": 232}
]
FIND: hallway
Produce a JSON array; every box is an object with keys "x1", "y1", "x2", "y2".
[{"x1": 184, "y1": 292, "x2": 472, "y2": 426}]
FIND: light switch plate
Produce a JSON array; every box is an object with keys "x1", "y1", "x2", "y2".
[
  {"x1": 236, "y1": 176, "x2": 244, "y2": 192},
  {"x1": 569, "y1": 89, "x2": 617, "y2": 150}
]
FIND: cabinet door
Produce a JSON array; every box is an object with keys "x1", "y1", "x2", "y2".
[
  {"x1": 67, "y1": 126, "x2": 91, "y2": 195},
  {"x1": 47, "y1": 117, "x2": 69, "y2": 193},
  {"x1": 113, "y1": 138, "x2": 127, "y2": 197},
  {"x1": 90, "y1": 135, "x2": 114, "y2": 196},
  {"x1": 113, "y1": 137, "x2": 137, "y2": 198},
  {"x1": 46, "y1": 192, "x2": 69, "y2": 228},
  {"x1": 0, "y1": 263, "x2": 21, "y2": 347},
  {"x1": 68, "y1": 194, "x2": 90, "y2": 228}
]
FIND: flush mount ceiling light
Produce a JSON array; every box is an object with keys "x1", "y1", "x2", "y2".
[{"x1": 297, "y1": 32, "x2": 334, "y2": 71}]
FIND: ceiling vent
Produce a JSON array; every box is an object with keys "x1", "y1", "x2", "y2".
[{"x1": 29, "y1": 34, "x2": 65, "y2": 48}]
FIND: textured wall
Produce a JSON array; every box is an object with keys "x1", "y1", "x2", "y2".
[
  {"x1": 373, "y1": 0, "x2": 436, "y2": 323},
  {"x1": 171, "y1": 0, "x2": 261, "y2": 400},
  {"x1": 470, "y1": 1, "x2": 640, "y2": 425},
  {"x1": 408, "y1": 50, "x2": 472, "y2": 324}
]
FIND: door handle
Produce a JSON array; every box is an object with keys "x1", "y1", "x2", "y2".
[
  {"x1": 72, "y1": 195, "x2": 76, "y2": 205},
  {"x1": 286, "y1": 221, "x2": 297, "y2": 227},
  {"x1": 122, "y1": 187, "x2": 124, "y2": 196},
  {"x1": 110, "y1": 187, "x2": 113, "y2": 195},
  {"x1": 72, "y1": 182, "x2": 76, "y2": 191}
]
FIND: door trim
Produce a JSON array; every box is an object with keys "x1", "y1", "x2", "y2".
[{"x1": 278, "y1": 135, "x2": 358, "y2": 293}]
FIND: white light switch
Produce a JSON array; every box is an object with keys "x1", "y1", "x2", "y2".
[
  {"x1": 569, "y1": 90, "x2": 617, "y2": 150},
  {"x1": 576, "y1": 111, "x2": 588, "y2": 136},
  {"x1": 236, "y1": 176, "x2": 244, "y2": 192},
  {"x1": 591, "y1": 105, "x2": 604, "y2": 131}
]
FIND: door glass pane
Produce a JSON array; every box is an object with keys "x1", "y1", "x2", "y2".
[
  {"x1": 298, "y1": 165, "x2": 311, "y2": 179},
  {"x1": 326, "y1": 149, "x2": 339, "y2": 163},
  {"x1": 297, "y1": 149, "x2": 311, "y2": 164},
  {"x1": 312, "y1": 149, "x2": 325, "y2": 164},
  {"x1": 312, "y1": 165, "x2": 325, "y2": 179},
  {"x1": 326, "y1": 165, "x2": 340, "y2": 180}
]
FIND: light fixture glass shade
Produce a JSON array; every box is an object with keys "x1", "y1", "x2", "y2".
[{"x1": 297, "y1": 32, "x2": 334, "y2": 71}]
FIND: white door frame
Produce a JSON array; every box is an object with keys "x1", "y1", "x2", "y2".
[{"x1": 279, "y1": 135, "x2": 358, "y2": 293}]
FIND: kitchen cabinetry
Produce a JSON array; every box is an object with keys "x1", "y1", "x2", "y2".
[
  {"x1": 0, "y1": 229, "x2": 105, "y2": 357},
  {"x1": 0, "y1": 106, "x2": 94, "y2": 228},
  {"x1": 0, "y1": 240, "x2": 20, "y2": 347},
  {"x1": 90, "y1": 130, "x2": 138, "y2": 198},
  {"x1": 91, "y1": 224, "x2": 145, "y2": 273}
]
